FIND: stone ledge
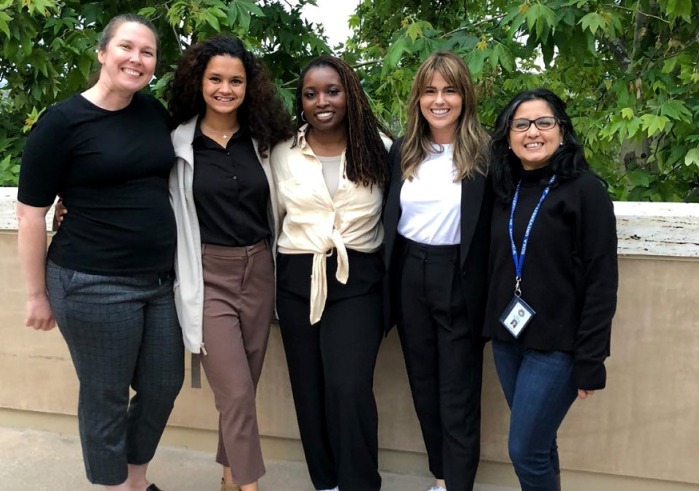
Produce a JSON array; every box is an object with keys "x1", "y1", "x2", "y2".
[
  {"x1": 2, "y1": 187, "x2": 698, "y2": 258},
  {"x1": 1, "y1": 187, "x2": 54, "y2": 231},
  {"x1": 614, "y1": 201, "x2": 699, "y2": 258}
]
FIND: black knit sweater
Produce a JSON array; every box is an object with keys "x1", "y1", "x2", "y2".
[{"x1": 483, "y1": 165, "x2": 618, "y2": 390}]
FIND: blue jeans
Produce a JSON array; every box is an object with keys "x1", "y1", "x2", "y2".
[
  {"x1": 46, "y1": 261, "x2": 184, "y2": 485},
  {"x1": 492, "y1": 340, "x2": 578, "y2": 491}
]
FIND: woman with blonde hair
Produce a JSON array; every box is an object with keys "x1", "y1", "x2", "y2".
[
  {"x1": 383, "y1": 51, "x2": 491, "y2": 491},
  {"x1": 17, "y1": 14, "x2": 183, "y2": 491}
]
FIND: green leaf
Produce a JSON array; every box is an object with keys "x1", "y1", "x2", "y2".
[
  {"x1": 579, "y1": 12, "x2": 606, "y2": 35},
  {"x1": 640, "y1": 114, "x2": 670, "y2": 137},
  {"x1": 627, "y1": 169, "x2": 650, "y2": 187},
  {"x1": 685, "y1": 148, "x2": 699, "y2": 167},
  {"x1": 138, "y1": 7, "x2": 156, "y2": 18},
  {"x1": 0, "y1": 11, "x2": 11, "y2": 39},
  {"x1": 78, "y1": 55, "x2": 93, "y2": 79},
  {"x1": 227, "y1": 3, "x2": 239, "y2": 25},
  {"x1": 27, "y1": 0, "x2": 56, "y2": 16},
  {"x1": 621, "y1": 107, "x2": 634, "y2": 119},
  {"x1": 237, "y1": 0, "x2": 264, "y2": 17},
  {"x1": 235, "y1": 3, "x2": 252, "y2": 33},
  {"x1": 626, "y1": 117, "x2": 642, "y2": 138},
  {"x1": 662, "y1": 57, "x2": 678, "y2": 74},
  {"x1": 665, "y1": 0, "x2": 692, "y2": 22},
  {"x1": 497, "y1": 44, "x2": 515, "y2": 72},
  {"x1": 523, "y1": 4, "x2": 555, "y2": 40},
  {"x1": 660, "y1": 100, "x2": 692, "y2": 123},
  {"x1": 465, "y1": 46, "x2": 487, "y2": 75},
  {"x1": 405, "y1": 22, "x2": 423, "y2": 42},
  {"x1": 198, "y1": 7, "x2": 225, "y2": 32},
  {"x1": 384, "y1": 37, "x2": 409, "y2": 71}
]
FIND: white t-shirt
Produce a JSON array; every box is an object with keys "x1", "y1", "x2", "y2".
[
  {"x1": 318, "y1": 154, "x2": 342, "y2": 198},
  {"x1": 398, "y1": 144, "x2": 461, "y2": 245}
]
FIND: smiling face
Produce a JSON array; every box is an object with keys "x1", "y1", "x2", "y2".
[
  {"x1": 508, "y1": 99, "x2": 564, "y2": 170},
  {"x1": 300, "y1": 66, "x2": 347, "y2": 134},
  {"x1": 97, "y1": 21, "x2": 157, "y2": 95},
  {"x1": 201, "y1": 55, "x2": 247, "y2": 119},
  {"x1": 419, "y1": 71, "x2": 463, "y2": 144}
]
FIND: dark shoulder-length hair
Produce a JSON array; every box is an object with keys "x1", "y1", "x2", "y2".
[
  {"x1": 490, "y1": 88, "x2": 591, "y2": 202},
  {"x1": 166, "y1": 35, "x2": 293, "y2": 157},
  {"x1": 292, "y1": 55, "x2": 391, "y2": 188}
]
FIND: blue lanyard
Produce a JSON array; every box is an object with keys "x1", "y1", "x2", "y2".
[{"x1": 508, "y1": 174, "x2": 556, "y2": 296}]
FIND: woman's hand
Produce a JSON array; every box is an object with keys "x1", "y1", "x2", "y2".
[
  {"x1": 16, "y1": 202, "x2": 54, "y2": 331},
  {"x1": 578, "y1": 389, "x2": 595, "y2": 399},
  {"x1": 25, "y1": 293, "x2": 55, "y2": 331},
  {"x1": 53, "y1": 198, "x2": 67, "y2": 229}
]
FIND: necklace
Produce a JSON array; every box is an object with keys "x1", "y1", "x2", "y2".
[{"x1": 200, "y1": 120, "x2": 239, "y2": 140}]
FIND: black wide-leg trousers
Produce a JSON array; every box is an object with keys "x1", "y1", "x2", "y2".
[
  {"x1": 276, "y1": 251, "x2": 384, "y2": 491},
  {"x1": 396, "y1": 238, "x2": 484, "y2": 491}
]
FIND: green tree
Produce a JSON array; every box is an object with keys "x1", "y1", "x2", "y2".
[
  {"x1": 3, "y1": 0, "x2": 698, "y2": 202},
  {"x1": 0, "y1": 0, "x2": 331, "y2": 186},
  {"x1": 348, "y1": 0, "x2": 699, "y2": 201}
]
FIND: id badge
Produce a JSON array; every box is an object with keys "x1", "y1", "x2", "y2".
[{"x1": 499, "y1": 296, "x2": 536, "y2": 338}]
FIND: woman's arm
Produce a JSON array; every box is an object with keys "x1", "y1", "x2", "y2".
[
  {"x1": 574, "y1": 174, "x2": 618, "y2": 391},
  {"x1": 17, "y1": 202, "x2": 55, "y2": 331}
]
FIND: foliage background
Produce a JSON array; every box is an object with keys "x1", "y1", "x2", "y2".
[{"x1": 1, "y1": 0, "x2": 697, "y2": 201}]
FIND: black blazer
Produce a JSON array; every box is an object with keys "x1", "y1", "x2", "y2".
[{"x1": 382, "y1": 137, "x2": 492, "y2": 335}]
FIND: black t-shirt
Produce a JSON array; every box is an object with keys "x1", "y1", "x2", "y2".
[
  {"x1": 192, "y1": 124, "x2": 271, "y2": 246},
  {"x1": 18, "y1": 92, "x2": 176, "y2": 275}
]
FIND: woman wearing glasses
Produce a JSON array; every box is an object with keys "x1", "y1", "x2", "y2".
[{"x1": 484, "y1": 88, "x2": 618, "y2": 491}]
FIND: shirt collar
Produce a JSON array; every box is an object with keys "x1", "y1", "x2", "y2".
[
  {"x1": 296, "y1": 123, "x2": 310, "y2": 150},
  {"x1": 194, "y1": 117, "x2": 249, "y2": 148}
]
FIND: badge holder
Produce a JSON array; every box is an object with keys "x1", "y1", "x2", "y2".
[{"x1": 499, "y1": 278, "x2": 535, "y2": 338}]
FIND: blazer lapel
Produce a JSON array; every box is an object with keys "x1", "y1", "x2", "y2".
[
  {"x1": 383, "y1": 139, "x2": 404, "y2": 270},
  {"x1": 460, "y1": 174, "x2": 485, "y2": 270}
]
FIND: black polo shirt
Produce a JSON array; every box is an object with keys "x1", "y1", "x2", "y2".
[{"x1": 192, "y1": 124, "x2": 271, "y2": 246}]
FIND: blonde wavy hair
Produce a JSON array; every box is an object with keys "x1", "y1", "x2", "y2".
[{"x1": 401, "y1": 52, "x2": 489, "y2": 182}]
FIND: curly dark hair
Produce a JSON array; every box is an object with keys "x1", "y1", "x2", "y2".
[
  {"x1": 292, "y1": 55, "x2": 391, "y2": 188},
  {"x1": 166, "y1": 35, "x2": 293, "y2": 157},
  {"x1": 490, "y1": 88, "x2": 595, "y2": 202}
]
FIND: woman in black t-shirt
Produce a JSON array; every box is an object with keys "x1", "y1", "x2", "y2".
[
  {"x1": 485, "y1": 88, "x2": 618, "y2": 491},
  {"x1": 17, "y1": 14, "x2": 182, "y2": 491}
]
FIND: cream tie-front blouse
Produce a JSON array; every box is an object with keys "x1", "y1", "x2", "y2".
[{"x1": 271, "y1": 125, "x2": 385, "y2": 324}]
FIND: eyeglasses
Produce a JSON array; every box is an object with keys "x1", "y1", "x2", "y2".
[{"x1": 509, "y1": 116, "x2": 559, "y2": 132}]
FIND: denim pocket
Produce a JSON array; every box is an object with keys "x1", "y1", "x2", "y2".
[{"x1": 526, "y1": 348, "x2": 573, "y2": 370}]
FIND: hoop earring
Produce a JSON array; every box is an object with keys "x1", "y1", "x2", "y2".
[{"x1": 301, "y1": 112, "x2": 307, "y2": 123}]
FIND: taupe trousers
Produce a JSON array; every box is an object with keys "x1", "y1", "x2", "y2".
[{"x1": 199, "y1": 240, "x2": 274, "y2": 485}]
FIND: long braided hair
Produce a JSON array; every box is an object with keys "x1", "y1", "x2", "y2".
[{"x1": 292, "y1": 55, "x2": 391, "y2": 188}]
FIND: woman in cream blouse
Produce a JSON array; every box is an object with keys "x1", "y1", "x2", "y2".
[{"x1": 271, "y1": 55, "x2": 391, "y2": 491}]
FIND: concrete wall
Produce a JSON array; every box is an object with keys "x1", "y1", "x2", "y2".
[{"x1": 2, "y1": 188, "x2": 698, "y2": 490}]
